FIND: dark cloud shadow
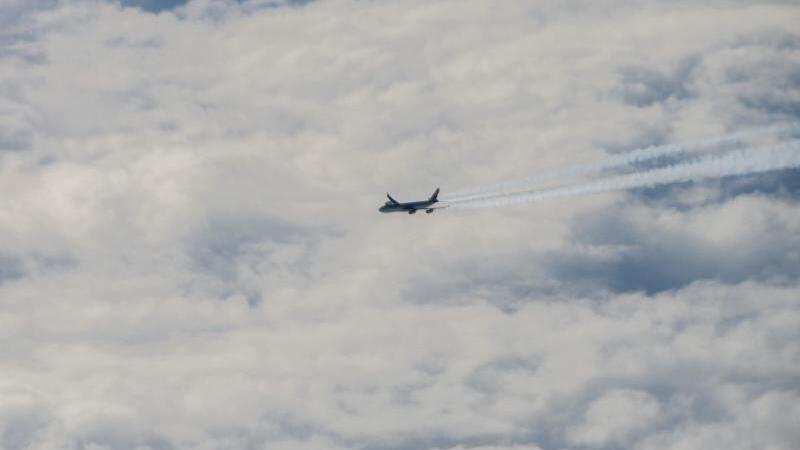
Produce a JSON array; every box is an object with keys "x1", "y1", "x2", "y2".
[
  {"x1": 119, "y1": 0, "x2": 190, "y2": 13},
  {"x1": 730, "y1": 44, "x2": 800, "y2": 122},
  {"x1": 360, "y1": 433, "x2": 510, "y2": 450},
  {"x1": 77, "y1": 424, "x2": 174, "y2": 450},
  {"x1": 730, "y1": 29, "x2": 800, "y2": 52},
  {"x1": 189, "y1": 214, "x2": 303, "y2": 279},
  {"x1": 629, "y1": 168, "x2": 800, "y2": 209},
  {"x1": 402, "y1": 259, "x2": 558, "y2": 313},
  {"x1": 546, "y1": 199, "x2": 800, "y2": 295},
  {"x1": 594, "y1": 126, "x2": 671, "y2": 156},
  {"x1": 1, "y1": 405, "x2": 50, "y2": 450},
  {"x1": 466, "y1": 355, "x2": 542, "y2": 395},
  {"x1": 187, "y1": 214, "x2": 308, "y2": 305},
  {"x1": 0, "y1": 1, "x2": 51, "y2": 64},
  {"x1": 740, "y1": 94, "x2": 800, "y2": 121},
  {"x1": 0, "y1": 254, "x2": 76, "y2": 286},
  {"x1": 0, "y1": 127, "x2": 32, "y2": 152},
  {"x1": 0, "y1": 254, "x2": 25, "y2": 285},
  {"x1": 616, "y1": 55, "x2": 701, "y2": 107},
  {"x1": 118, "y1": 0, "x2": 317, "y2": 14}
]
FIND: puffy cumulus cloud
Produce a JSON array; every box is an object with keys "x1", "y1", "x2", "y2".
[
  {"x1": 548, "y1": 194, "x2": 800, "y2": 294},
  {"x1": 567, "y1": 389, "x2": 662, "y2": 446},
  {"x1": 1, "y1": 0, "x2": 799, "y2": 449},
  {"x1": 5, "y1": 280, "x2": 798, "y2": 449}
]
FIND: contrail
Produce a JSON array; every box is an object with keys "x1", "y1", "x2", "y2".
[
  {"x1": 444, "y1": 123, "x2": 798, "y2": 202},
  {"x1": 446, "y1": 141, "x2": 800, "y2": 209}
]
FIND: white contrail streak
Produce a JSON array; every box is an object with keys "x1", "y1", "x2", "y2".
[
  {"x1": 446, "y1": 141, "x2": 800, "y2": 210},
  {"x1": 444, "y1": 124, "x2": 798, "y2": 201}
]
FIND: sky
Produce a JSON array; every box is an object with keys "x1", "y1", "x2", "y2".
[{"x1": 0, "y1": 1, "x2": 799, "y2": 449}]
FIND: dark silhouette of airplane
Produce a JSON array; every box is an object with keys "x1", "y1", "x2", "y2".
[{"x1": 379, "y1": 188, "x2": 446, "y2": 214}]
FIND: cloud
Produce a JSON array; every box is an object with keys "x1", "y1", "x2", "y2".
[
  {"x1": 617, "y1": 55, "x2": 701, "y2": 107},
  {"x1": 0, "y1": 254, "x2": 24, "y2": 284},
  {"x1": 567, "y1": 389, "x2": 662, "y2": 446},
  {"x1": 548, "y1": 194, "x2": 800, "y2": 294},
  {"x1": 119, "y1": 0, "x2": 190, "y2": 14},
  {"x1": 114, "y1": 0, "x2": 318, "y2": 15},
  {"x1": 0, "y1": 0, "x2": 798, "y2": 449}
]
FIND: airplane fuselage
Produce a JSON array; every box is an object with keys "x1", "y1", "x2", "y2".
[
  {"x1": 379, "y1": 188, "x2": 443, "y2": 214},
  {"x1": 379, "y1": 199, "x2": 437, "y2": 214}
]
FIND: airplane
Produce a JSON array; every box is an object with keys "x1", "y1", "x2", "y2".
[{"x1": 379, "y1": 188, "x2": 447, "y2": 214}]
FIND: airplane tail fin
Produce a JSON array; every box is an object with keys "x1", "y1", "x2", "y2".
[
  {"x1": 387, "y1": 193, "x2": 399, "y2": 205},
  {"x1": 429, "y1": 187, "x2": 440, "y2": 203}
]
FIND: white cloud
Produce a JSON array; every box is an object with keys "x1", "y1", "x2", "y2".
[
  {"x1": 567, "y1": 389, "x2": 661, "y2": 446},
  {"x1": 0, "y1": 0, "x2": 798, "y2": 449}
]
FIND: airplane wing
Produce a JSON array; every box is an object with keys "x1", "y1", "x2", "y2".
[{"x1": 420, "y1": 203, "x2": 449, "y2": 213}]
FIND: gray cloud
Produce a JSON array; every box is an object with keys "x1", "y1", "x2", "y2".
[
  {"x1": 548, "y1": 196, "x2": 800, "y2": 294},
  {"x1": 0, "y1": 254, "x2": 24, "y2": 284},
  {"x1": 0, "y1": 401, "x2": 50, "y2": 450},
  {"x1": 0, "y1": 1, "x2": 798, "y2": 449},
  {"x1": 119, "y1": 0, "x2": 189, "y2": 13},
  {"x1": 113, "y1": 0, "x2": 319, "y2": 16},
  {"x1": 617, "y1": 55, "x2": 701, "y2": 107},
  {"x1": 628, "y1": 168, "x2": 800, "y2": 209}
]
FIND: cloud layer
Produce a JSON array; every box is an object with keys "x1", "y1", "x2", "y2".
[{"x1": 1, "y1": 0, "x2": 799, "y2": 449}]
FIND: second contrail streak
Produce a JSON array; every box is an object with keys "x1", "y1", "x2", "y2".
[
  {"x1": 444, "y1": 124, "x2": 798, "y2": 202},
  {"x1": 445, "y1": 141, "x2": 800, "y2": 210}
]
